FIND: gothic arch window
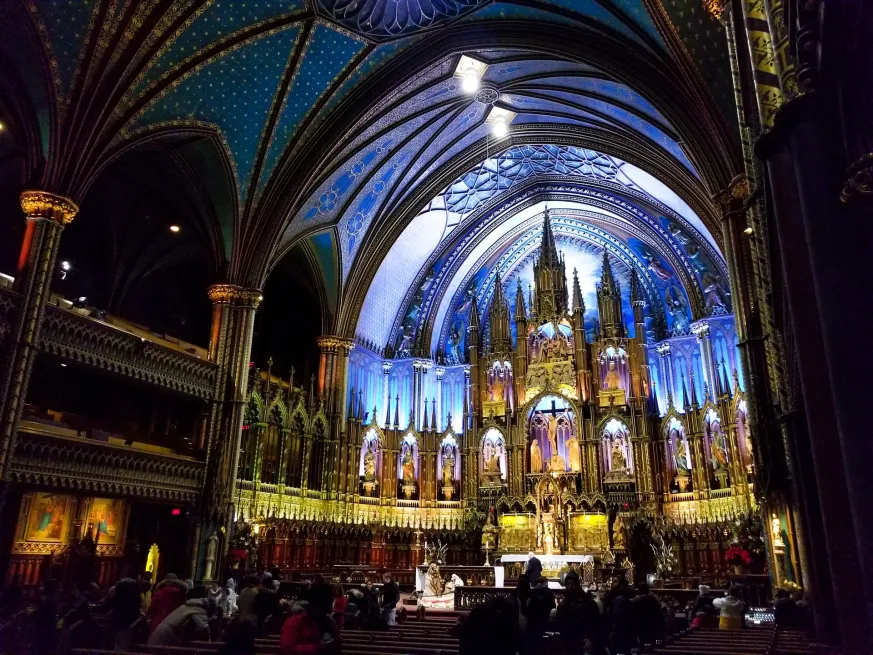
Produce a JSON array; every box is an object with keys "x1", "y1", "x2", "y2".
[
  {"x1": 602, "y1": 418, "x2": 632, "y2": 479},
  {"x1": 480, "y1": 428, "x2": 507, "y2": 480}
]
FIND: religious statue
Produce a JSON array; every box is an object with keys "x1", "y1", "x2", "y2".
[
  {"x1": 489, "y1": 370, "x2": 505, "y2": 401},
  {"x1": 364, "y1": 449, "x2": 376, "y2": 482},
  {"x1": 425, "y1": 562, "x2": 444, "y2": 598},
  {"x1": 542, "y1": 519, "x2": 555, "y2": 556},
  {"x1": 442, "y1": 453, "x2": 454, "y2": 486},
  {"x1": 530, "y1": 438, "x2": 543, "y2": 473},
  {"x1": 547, "y1": 414, "x2": 559, "y2": 455},
  {"x1": 612, "y1": 514, "x2": 626, "y2": 549},
  {"x1": 486, "y1": 451, "x2": 501, "y2": 476},
  {"x1": 203, "y1": 532, "x2": 218, "y2": 582},
  {"x1": 604, "y1": 360, "x2": 622, "y2": 390},
  {"x1": 402, "y1": 450, "x2": 415, "y2": 484},
  {"x1": 611, "y1": 438, "x2": 628, "y2": 471},
  {"x1": 711, "y1": 437, "x2": 728, "y2": 469},
  {"x1": 703, "y1": 272, "x2": 729, "y2": 310},
  {"x1": 675, "y1": 438, "x2": 689, "y2": 473},
  {"x1": 771, "y1": 514, "x2": 785, "y2": 548},
  {"x1": 567, "y1": 435, "x2": 581, "y2": 472}
]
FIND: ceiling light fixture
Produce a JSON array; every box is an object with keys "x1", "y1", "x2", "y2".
[
  {"x1": 169, "y1": 225, "x2": 181, "y2": 233},
  {"x1": 0, "y1": 122, "x2": 5, "y2": 131},
  {"x1": 486, "y1": 106, "x2": 516, "y2": 139},
  {"x1": 743, "y1": 227, "x2": 753, "y2": 235},
  {"x1": 60, "y1": 261, "x2": 71, "y2": 271},
  {"x1": 454, "y1": 55, "x2": 488, "y2": 95}
]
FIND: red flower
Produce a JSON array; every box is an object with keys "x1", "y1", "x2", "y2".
[
  {"x1": 725, "y1": 545, "x2": 752, "y2": 566},
  {"x1": 228, "y1": 548, "x2": 248, "y2": 562}
]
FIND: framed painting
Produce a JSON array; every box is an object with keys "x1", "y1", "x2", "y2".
[
  {"x1": 25, "y1": 493, "x2": 72, "y2": 543},
  {"x1": 87, "y1": 497, "x2": 126, "y2": 545}
]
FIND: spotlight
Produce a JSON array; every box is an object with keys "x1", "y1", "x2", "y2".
[
  {"x1": 0, "y1": 122, "x2": 5, "y2": 131},
  {"x1": 454, "y1": 55, "x2": 487, "y2": 95},
  {"x1": 169, "y1": 225, "x2": 181, "y2": 233},
  {"x1": 492, "y1": 118, "x2": 508, "y2": 138},
  {"x1": 743, "y1": 227, "x2": 753, "y2": 235},
  {"x1": 60, "y1": 363, "x2": 67, "y2": 367},
  {"x1": 462, "y1": 69, "x2": 480, "y2": 94},
  {"x1": 60, "y1": 261, "x2": 71, "y2": 271},
  {"x1": 486, "y1": 106, "x2": 515, "y2": 139}
]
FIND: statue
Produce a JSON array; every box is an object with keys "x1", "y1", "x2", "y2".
[
  {"x1": 530, "y1": 438, "x2": 543, "y2": 473},
  {"x1": 703, "y1": 273, "x2": 729, "y2": 309},
  {"x1": 604, "y1": 360, "x2": 622, "y2": 390},
  {"x1": 442, "y1": 452, "x2": 454, "y2": 486},
  {"x1": 425, "y1": 562, "x2": 444, "y2": 597},
  {"x1": 612, "y1": 514, "x2": 626, "y2": 549},
  {"x1": 567, "y1": 436, "x2": 581, "y2": 472},
  {"x1": 542, "y1": 519, "x2": 555, "y2": 556},
  {"x1": 489, "y1": 371, "x2": 505, "y2": 401},
  {"x1": 611, "y1": 438, "x2": 628, "y2": 471},
  {"x1": 364, "y1": 449, "x2": 376, "y2": 482},
  {"x1": 711, "y1": 437, "x2": 728, "y2": 468},
  {"x1": 546, "y1": 414, "x2": 559, "y2": 455},
  {"x1": 203, "y1": 532, "x2": 218, "y2": 582},
  {"x1": 402, "y1": 449, "x2": 415, "y2": 484},
  {"x1": 675, "y1": 438, "x2": 689, "y2": 473}
]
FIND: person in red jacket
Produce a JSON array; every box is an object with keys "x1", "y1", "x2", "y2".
[
  {"x1": 280, "y1": 582, "x2": 338, "y2": 655},
  {"x1": 147, "y1": 574, "x2": 189, "y2": 634}
]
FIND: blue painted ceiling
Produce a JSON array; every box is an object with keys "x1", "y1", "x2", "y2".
[{"x1": 11, "y1": 0, "x2": 736, "y2": 287}]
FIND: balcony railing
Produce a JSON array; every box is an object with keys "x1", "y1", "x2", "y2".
[
  {"x1": 0, "y1": 286, "x2": 217, "y2": 399},
  {"x1": 11, "y1": 421, "x2": 204, "y2": 503}
]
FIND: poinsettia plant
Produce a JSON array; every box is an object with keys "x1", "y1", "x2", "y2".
[
  {"x1": 725, "y1": 545, "x2": 752, "y2": 566},
  {"x1": 228, "y1": 548, "x2": 248, "y2": 562}
]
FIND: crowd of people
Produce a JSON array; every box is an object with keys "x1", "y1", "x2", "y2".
[
  {"x1": 3, "y1": 568, "x2": 402, "y2": 655},
  {"x1": 0, "y1": 563, "x2": 811, "y2": 655}
]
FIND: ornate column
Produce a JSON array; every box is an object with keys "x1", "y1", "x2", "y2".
[
  {"x1": 419, "y1": 360, "x2": 432, "y2": 431},
  {"x1": 656, "y1": 343, "x2": 674, "y2": 410},
  {"x1": 0, "y1": 192, "x2": 78, "y2": 484},
  {"x1": 382, "y1": 361, "x2": 392, "y2": 428},
  {"x1": 691, "y1": 322, "x2": 716, "y2": 402},
  {"x1": 202, "y1": 282, "x2": 261, "y2": 503},
  {"x1": 435, "y1": 367, "x2": 445, "y2": 432},
  {"x1": 412, "y1": 360, "x2": 422, "y2": 429}
]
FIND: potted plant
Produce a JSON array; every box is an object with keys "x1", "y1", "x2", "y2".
[
  {"x1": 725, "y1": 545, "x2": 752, "y2": 574},
  {"x1": 228, "y1": 548, "x2": 248, "y2": 569}
]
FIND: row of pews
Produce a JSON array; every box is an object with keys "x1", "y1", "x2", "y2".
[
  {"x1": 647, "y1": 626, "x2": 810, "y2": 655},
  {"x1": 69, "y1": 616, "x2": 809, "y2": 655}
]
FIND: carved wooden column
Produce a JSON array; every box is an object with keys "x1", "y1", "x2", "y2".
[
  {"x1": 0, "y1": 192, "x2": 78, "y2": 486},
  {"x1": 200, "y1": 284, "x2": 261, "y2": 568}
]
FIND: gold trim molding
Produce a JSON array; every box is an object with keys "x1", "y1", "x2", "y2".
[
  {"x1": 207, "y1": 284, "x2": 263, "y2": 308},
  {"x1": 20, "y1": 190, "x2": 79, "y2": 224}
]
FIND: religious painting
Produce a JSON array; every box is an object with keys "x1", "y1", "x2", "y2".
[
  {"x1": 87, "y1": 498, "x2": 126, "y2": 545},
  {"x1": 25, "y1": 493, "x2": 72, "y2": 543}
]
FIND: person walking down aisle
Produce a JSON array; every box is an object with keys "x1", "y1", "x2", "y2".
[
  {"x1": 713, "y1": 586, "x2": 745, "y2": 630},
  {"x1": 525, "y1": 551, "x2": 543, "y2": 582},
  {"x1": 632, "y1": 583, "x2": 665, "y2": 647},
  {"x1": 556, "y1": 571, "x2": 600, "y2": 655},
  {"x1": 380, "y1": 572, "x2": 399, "y2": 625}
]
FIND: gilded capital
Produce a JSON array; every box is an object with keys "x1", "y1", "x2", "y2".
[
  {"x1": 702, "y1": 0, "x2": 727, "y2": 20},
  {"x1": 207, "y1": 284, "x2": 263, "y2": 308},
  {"x1": 714, "y1": 175, "x2": 751, "y2": 208},
  {"x1": 20, "y1": 190, "x2": 79, "y2": 224},
  {"x1": 317, "y1": 336, "x2": 355, "y2": 352}
]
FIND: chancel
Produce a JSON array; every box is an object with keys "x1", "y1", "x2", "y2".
[{"x1": 0, "y1": 0, "x2": 870, "y2": 653}]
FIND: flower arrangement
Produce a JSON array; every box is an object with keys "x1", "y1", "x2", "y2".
[
  {"x1": 725, "y1": 545, "x2": 752, "y2": 567},
  {"x1": 228, "y1": 548, "x2": 248, "y2": 563}
]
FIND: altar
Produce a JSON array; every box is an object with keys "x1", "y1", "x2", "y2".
[{"x1": 500, "y1": 554, "x2": 594, "y2": 587}]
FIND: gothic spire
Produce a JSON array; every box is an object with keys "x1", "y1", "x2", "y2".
[
  {"x1": 385, "y1": 396, "x2": 391, "y2": 427},
  {"x1": 394, "y1": 394, "x2": 400, "y2": 427},
  {"x1": 539, "y1": 205, "x2": 561, "y2": 268},
  {"x1": 469, "y1": 296, "x2": 480, "y2": 329},
  {"x1": 431, "y1": 397, "x2": 437, "y2": 431},
  {"x1": 423, "y1": 399, "x2": 430, "y2": 430},
  {"x1": 597, "y1": 249, "x2": 625, "y2": 339},
  {"x1": 630, "y1": 269, "x2": 643, "y2": 304},
  {"x1": 489, "y1": 273, "x2": 512, "y2": 353},
  {"x1": 514, "y1": 279, "x2": 527, "y2": 322},
  {"x1": 600, "y1": 249, "x2": 617, "y2": 294},
  {"x1": 572, "y1": 268, "x2": 585, "y2": 314}
]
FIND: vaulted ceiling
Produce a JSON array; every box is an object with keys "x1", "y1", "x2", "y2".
[{"x1": 0, "y1": 0, "x2": 740, "y2": 338}]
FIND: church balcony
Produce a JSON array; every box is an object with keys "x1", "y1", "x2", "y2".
[
  {"x1": 357, "y1": 495, "x2": 380, "y2": 506},
  {"x1": 10, "y1": 420, "x2": 204, "y2": 503},
  {"x1": 0, "y1": 286, "x2": 217, "y2": 400}
]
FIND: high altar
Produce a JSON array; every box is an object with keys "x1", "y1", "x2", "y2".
[{"x1": 235, "y1": 210, "x2": 756, "y2": 582}]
